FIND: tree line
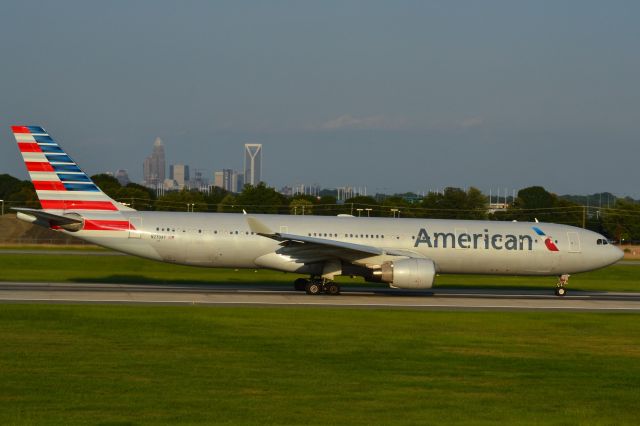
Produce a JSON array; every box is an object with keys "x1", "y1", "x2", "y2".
[{"x1": 1, "y1": 173, "x2": 639, "y2": 242}]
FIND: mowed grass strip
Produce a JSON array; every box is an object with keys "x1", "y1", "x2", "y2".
[
  {"x1": 0, "y1": 305, "x2": 639, "y2": 425},
  {"x1": 0, "y1": 253, "x2": 638, "y2": 292}
]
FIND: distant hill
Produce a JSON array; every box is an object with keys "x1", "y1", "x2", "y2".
[
  {"x1": 559, "y1": 192, "x2": 621, "y2": 207},
  {"x1": 0, "y1": 214, "x2": 92, "y2": 245}
]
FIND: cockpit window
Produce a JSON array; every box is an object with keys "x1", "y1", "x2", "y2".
[{"x1": 596, "y1": 239, "x2": 610, "y2": 245}]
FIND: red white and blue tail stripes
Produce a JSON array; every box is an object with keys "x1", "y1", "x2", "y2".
[{"x1": 12, "y1": 125, "x2": 126, "y2": 212}]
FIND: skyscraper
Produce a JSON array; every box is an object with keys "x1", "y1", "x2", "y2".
[
  {"x1": 169, "y1": 163, "x2": 190, "y2": 189},
  {"x1": 213, "y1": 169, "x2": 243, "y2": 193},
  {"x1": 243, "y1": 144, "x2": 262, "y2": 186},
  {"x1": 143, "y1": 137, "x2": 166, "y2": 187}
]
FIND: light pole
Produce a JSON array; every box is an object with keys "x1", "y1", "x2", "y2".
[
  {"x1": 0, "y1": 199, "x2": 3, "y2": 216},
  {"x1": 390, "y1": 208, "x2": 398, "y2": 218},
  {"x1": 356, "y1": 208, "x2": 363, "y2": 217},
  {"x1": 365, "y1": 208, "x2": 372, "y2": 217}
]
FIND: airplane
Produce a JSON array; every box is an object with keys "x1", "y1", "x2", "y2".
[{"x1": 10, "y1": 125, "x2": 623, "y2": 297}]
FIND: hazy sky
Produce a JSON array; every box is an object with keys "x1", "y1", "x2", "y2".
[{"x1": 1, "y1": 1, "x2": 639, "y2": 196}]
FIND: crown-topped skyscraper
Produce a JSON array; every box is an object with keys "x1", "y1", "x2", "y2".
[{"x1": 143, "y1": 137, "x2": 166, "y2": 187}]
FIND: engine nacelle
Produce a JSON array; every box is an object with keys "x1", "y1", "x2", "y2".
[{"x1": 380, "y1": 258, "x2": 436, "y2": 289}]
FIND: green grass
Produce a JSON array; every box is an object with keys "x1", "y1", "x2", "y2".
[
  {"x1": 0, "y1": 305, "x2": 639, "y2": 425},
  {"x1": 0, "y1": 252, "x2": 638, "y2": 292}
]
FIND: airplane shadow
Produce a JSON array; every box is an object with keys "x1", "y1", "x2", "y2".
[{"x1": 67, "y1": 275, "x2": 608, "y2": 297}]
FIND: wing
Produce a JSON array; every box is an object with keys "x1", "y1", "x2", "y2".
[{"x1": 246, "y1": 216, "x2": 424, "y2": 267}]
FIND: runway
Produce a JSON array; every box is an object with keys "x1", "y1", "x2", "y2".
[{"x1": 1, "y1": 282, "x2": 640, "y2": 311}]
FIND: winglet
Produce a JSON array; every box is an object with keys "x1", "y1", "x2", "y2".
[{"x1": 246, "y1": 216, "x2": 274, "y2": 235}]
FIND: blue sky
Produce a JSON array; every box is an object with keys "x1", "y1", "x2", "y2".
[{"x1": 1, "y1": 1, "x2": 639, "y2": 196}]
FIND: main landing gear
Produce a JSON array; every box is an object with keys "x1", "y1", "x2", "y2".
[
  {"x1": 293, "y1": 277, "x2": 341, "y2": 295},
  {"x1": 555, "y1": 274, "x2": 570, "y2": 297}
]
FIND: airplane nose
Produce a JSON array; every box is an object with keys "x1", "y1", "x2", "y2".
[{"x1": 613, "y1": 245, "x2": 625, "y2": 263}]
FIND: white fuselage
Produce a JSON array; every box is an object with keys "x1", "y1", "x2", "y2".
[{"x1": 68, "y1": 212, "x2": 623, "y2": 277}]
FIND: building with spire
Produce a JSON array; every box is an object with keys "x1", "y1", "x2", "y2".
[
  {"x1": 243, "y1": 143, "x2": 262, "y2": 186},
  {"x1": 143, "y1": 137, "x2": 166, "y2": 187}
]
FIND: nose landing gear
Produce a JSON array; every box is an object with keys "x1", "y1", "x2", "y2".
[{"x1": 555, "y1": 274, "x2": 570, "y2": 296}]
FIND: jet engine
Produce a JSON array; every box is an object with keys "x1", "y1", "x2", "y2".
[{"x1": 380, "y1": 258, "x2": 436, "y2": 289}]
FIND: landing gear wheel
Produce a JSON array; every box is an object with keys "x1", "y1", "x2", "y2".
[
  {"x1": 325, "y1": 282, "x2": 341, "y2": 295},
  {"x1": 305, "y1": 281, "x2": 322, "y2": 295},
  {"x1": 294, "y1": 278, "x2": 308, "y2": 291},
  {"x1": 555, "y1": 274, "x2": 570, "y2": 297}
]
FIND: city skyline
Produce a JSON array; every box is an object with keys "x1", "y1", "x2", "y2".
[{"x1": 1, "y1": 2, "x2": 638, "y2": 197}]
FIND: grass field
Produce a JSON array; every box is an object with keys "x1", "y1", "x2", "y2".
[
  {"x1": 0, "y1": 252, "x2": 638, "y2": 293},
  {"x1": 1, "y1": 305, "x2": 639, "y2": 425},
  {"x1": 1, "y1": 254, "x2": 639, "y2": 424}
]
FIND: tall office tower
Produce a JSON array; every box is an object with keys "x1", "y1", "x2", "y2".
[
  {"x1": 169, "y1": 163, "x2": 190, "y2": 189},
  {"x1": 235, "y1": 172, "x2": 244, "y2": 193},
  {"x1": 213, "y1": 171, "x2": 224, "y2": 189},
  {"x1": 214, "y1": 169, "x2": 243, "y2": 193},
  {"x1": 143, "y1": 137, "x2": 166, "y2": 187},
  {"x1": 114, "y1": 169, "x2": 130, "y2": 186},
  {"x1": 243, "y1": 144, "x2": 262, "y2": 186}
]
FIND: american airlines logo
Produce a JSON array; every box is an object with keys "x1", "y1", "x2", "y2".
[{"x1": 413, "y1": 227, "x2": 556, "y2": 251}]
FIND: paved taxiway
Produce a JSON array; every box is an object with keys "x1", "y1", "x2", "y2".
[{"x1": 1, "y1": 282, "x2": 640, "y2": 311}]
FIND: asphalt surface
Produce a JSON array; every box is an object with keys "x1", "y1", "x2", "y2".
[{"x1": 1, "y1": 282, "x2": 640, "y2": 311}]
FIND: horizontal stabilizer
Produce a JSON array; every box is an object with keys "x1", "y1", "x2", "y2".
[{"x1": 12, "y1": 207, "x2": 83, "y2": 227}]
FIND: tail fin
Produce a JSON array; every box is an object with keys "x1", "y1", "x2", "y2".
[{"x1": 11, "y1": 125, "x2": 134, "y2": 212}]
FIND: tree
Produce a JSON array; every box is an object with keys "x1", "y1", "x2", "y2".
[
  {"x1": 235, "y1": 183, "x2": 288, "y2": 214},
  {"x1": 217, "y1": 193, "x2": 239, "y2": 213},
  {"x1": 0, "y1": 174, "x2": 24, "y2": 200},
  {"x1": 381, "y1": 196, "x2": 417, "y2": 218},
  {"x1": 156, "y1": 189, "x2": 208, "y2": 212},
  {"x1": 90, "y1": 174, "x2": 121, "y2": 198},
  {"x1": 497, "y1": 186, "x2": 582, "y2": 226},
  {"x1": 515, "y1": 186, "x2": 555, "y2": 210},
  {"x1": 203, "y1": 187, "x2": 229, "y2": 210},
  {"x1": 290, "y1": 198, "x2": 314, "y2": 215},
  {"x1": 315, "y1": 195, "x2": 339, "y2": 216},
  {"x1": 601, "y1": 199, "x2": 640, "y2": 242},
  {"x1": 420, "y1": 187, "x2": 487, "y2": 219},
  {"x1": 343, "y1": 196, "x2": 379, "y2": 216}
]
